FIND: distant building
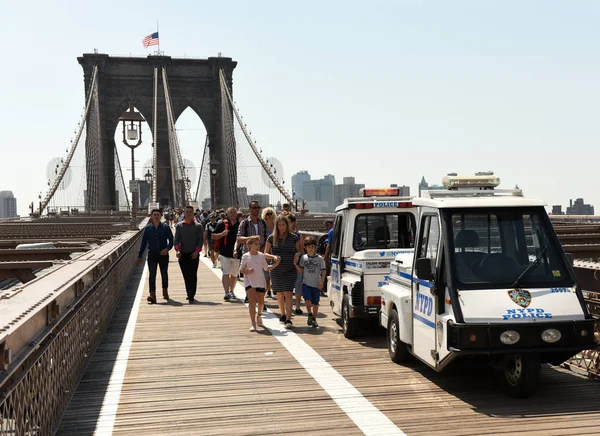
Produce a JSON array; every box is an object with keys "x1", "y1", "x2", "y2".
[
  {"x1": 291, "y1": 171, "x2": 311, "y2": 201},
  {"x1": 551, "y1": 205, "x2": 564, "y2": 215},
  {"x1": 237, "y1": 187, "x2": 250, "y2": 207},
  {"x1": 334, "y1": 176, "x2": 365, "y2": 208},
  {"x1": 201, "y1": 198, "x2": 212, "y2": 211},
  {"x1": 390, "y1": 184, "x2": 410, "y2": 196},
  {"x1": 303, "y1": 176, "x2": 335, "y2": 213},
  {"x1": 566, "y1": 198, "x2": 594, "y2": 216},
  {"x1": 418, "y1": 176, "x2": 445, "y2": 196},
  {"x1": 249, "y1": 193, "x2": 270, "y2": 209},
  {"x1": 0, "y1": 191, "x2": 17, "y2": 218}
]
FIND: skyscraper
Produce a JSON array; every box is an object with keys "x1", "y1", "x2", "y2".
[
  {"x1": 334, "y1": 176, "x2": 365, "y2": 207},
  {"x1": 291, "y1": 171, "x2": 311, "y2": 201},
  {"x1": 0, "y1": 191, "x2": 17, "y2": 218}
]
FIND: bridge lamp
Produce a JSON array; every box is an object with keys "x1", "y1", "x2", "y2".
[
  {"x1": 209, "y1": 159, "x2": 221, "y2": 208},
  {"x1": 118, "y1": 102, "x2": 147, "y2": 225},
  {"x1": 119, "y1": 102, "x2": 145, "y2": 148},
  {"x1": 144, "y1": 170, "x2": 153, "y2": 184}
]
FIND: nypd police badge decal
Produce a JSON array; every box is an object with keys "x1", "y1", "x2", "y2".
[{"x1": 508, "y1": 289, "x2": 532, "y2": 308}]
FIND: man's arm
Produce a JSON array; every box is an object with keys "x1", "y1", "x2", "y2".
[
  {"x1": 174, "y1": 224, "x2": 181, "y2": 252},
  {"x1": 138, "y1": 227, "x2": 148, "y2": 259}
]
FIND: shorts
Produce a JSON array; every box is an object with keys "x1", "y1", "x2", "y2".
[
  {"x1": 219, "y1": 255, "x2": 240, "y2": 276},
  {"x1": 246, "y1": 286, "x2": 266, "y2": 293},
  {"x1": 302, "y1": 284, "x2": 320, "y2": 305}
]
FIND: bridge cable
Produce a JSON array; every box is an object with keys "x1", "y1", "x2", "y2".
[
  {"x1": 37, "y1": 64, "x2": 99, "y2": 215},
  {"x1": 218, "y1": 69, "x2": 297, "y2": 211},
  {"x1": 194, "y1": 134, "x2": 209, "y2": 202},
  {"x1": 162, "y1": 66, "x2": 193, "y2": 206},
  {"x1": 152, "y1": 65, "x2": 159, "y2": 204}
]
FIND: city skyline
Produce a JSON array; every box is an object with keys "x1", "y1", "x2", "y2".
[{"x1": 2, "y1": 2, "x2": 599, "y2": 215}]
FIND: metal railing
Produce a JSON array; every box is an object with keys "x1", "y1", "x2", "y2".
[
  {"x1": 564, "y1": 290, "x2": 600, "y2": 378},
  {"x1": 0, "y1": 231, "x2": 141, "y2": 435}
]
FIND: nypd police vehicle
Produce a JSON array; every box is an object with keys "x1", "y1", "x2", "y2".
[
  {"x1": 327, "y1": 187, "x2": 417, "y2": 338},
  {"x1": 380, "y1": 173, "x2": 598, "y2": 397}
]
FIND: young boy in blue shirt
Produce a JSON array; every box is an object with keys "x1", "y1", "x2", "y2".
[{"x1": 294, "y1": 236, "x2": 326, "y2": 327}]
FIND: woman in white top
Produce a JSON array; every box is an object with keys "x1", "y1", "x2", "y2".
[{"x1": 240, "y1": 236, "x2": 280, "y2": 331}]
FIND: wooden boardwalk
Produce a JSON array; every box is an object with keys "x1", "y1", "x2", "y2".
[{"x1": 59, "y1": 254, "x2": 600, "y2": 435}]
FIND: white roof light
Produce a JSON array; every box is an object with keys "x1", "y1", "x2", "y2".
[{"x1": 442, "y1": 173, "x2": 501, "y2": 190}]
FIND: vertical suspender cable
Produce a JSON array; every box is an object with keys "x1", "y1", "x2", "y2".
[
  {"x1": 219, "y1": 69, "x2": 296, "y2": 210},
  {"x1": 152, "y1": 65, "x2": 159, "y2": 204},
  {"x1": 37, "y1": 65, "x2": 98, "y2": 216}
]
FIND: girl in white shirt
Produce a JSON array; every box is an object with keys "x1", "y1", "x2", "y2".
[{"x1": 240, "y1": 236, "x2": 280, "y2": 331}]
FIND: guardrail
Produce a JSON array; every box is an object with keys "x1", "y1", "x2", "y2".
[{"x1": 0, "y1": 229, "x2": 142, "y2": 435}]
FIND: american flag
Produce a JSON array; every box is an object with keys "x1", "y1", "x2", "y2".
[{"x1": 142, "y1": 32, "x2": 159, "y2": 48}]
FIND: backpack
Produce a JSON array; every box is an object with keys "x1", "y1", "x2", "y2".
[
  {"x1": 213, "y1": 219, "x2": 229, "y2": 250},
  {"x1": 316, "y1": 234, "x2": 329, "y2": 255}
]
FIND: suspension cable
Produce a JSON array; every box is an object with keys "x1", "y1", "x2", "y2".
[
  {"x1": 152, "y1": 65, "x2": 158, "y2": 204},
  {"x1": 37, "y1": 65, "x2": 99, "y2": 216},
  {"x1": 195, "y1": 135, "x2": 209, "y2": 201},
  {"x1": 162, "y1": 66, "x2": 193, "y2": 206},
  {"x1": 219, "y1": 69, "x2": 297, "y2": 211}
]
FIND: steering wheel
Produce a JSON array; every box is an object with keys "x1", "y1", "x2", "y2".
[{"x1": 477, "y1": 253, "x2": 518, "y2": 274}]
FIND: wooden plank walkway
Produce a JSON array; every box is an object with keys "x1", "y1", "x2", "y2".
[{"x1": 59, "y1": 253, "x2": 600, "y2": 435}]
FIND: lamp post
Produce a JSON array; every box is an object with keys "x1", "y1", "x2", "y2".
[
  {"x1": 119, "y1": 102, "x2": 146, "y2": 224},
  {"x1": 144, "y1": 170, "x2": 153, "y2": 213},
  {"x1": 209, "y1": 158, "x2": 221, "y2": 210}
]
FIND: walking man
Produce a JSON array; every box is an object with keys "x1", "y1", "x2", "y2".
[
  {"x1": 174, "y1": 205, "x2": 204, "y2": 303},
  {"x1": 138, "y1": 208, "x2": 174, "y2": 304}
]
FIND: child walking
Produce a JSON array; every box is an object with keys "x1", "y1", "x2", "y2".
[
  {"x1": 240, "y1": 236, "x2": 280, "y2": 331},
  {"x1": 294, "y1": 236, "x2": 326, "y2": 328}
]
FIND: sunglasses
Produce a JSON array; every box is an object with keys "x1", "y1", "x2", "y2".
[{"x1": 250, "y1": 206, "x2": 260, "y2": 210}]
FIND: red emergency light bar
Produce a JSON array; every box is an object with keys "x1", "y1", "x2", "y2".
[
  {"x1": 348, "y1": 203, "x2": 375, "y2": 209},
  {"x1": 359, "y1": 187, "x2": 400, "y2": 197}
]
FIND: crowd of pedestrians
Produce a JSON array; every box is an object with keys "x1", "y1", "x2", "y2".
[{"x1": 137, "y1": 202, "x2": 332, "y2": 332}]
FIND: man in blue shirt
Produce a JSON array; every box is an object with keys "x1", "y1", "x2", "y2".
[{"x1": 138, "y1": 208, "x2": 174, "y2": 304}]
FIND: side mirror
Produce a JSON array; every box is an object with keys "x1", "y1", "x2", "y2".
[
  {"x1": 415, "y1": 257, "x2": 435, "y2": 281},
  {"x1": 565, "y1": 252, "x2": 574, "y2": 267}
]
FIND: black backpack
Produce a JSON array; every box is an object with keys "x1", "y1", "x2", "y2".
[{"x1": 316, "y1": 234, "x2": 329, "y2": 255}]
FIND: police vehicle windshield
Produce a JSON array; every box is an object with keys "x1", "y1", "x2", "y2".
[
  {"x1": 353, "y1": 213, "x2": 416, "y2": 251},
  {"x1": 448, "y1": 207, "x2": 573, "y2": 290}
]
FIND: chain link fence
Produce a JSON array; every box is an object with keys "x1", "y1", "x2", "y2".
[{"x1": 0, "y1": 230, "x2": 141, "y2": 435}]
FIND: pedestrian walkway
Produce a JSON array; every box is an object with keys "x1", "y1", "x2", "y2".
[{"x1": 58, "y1": 252, "x2": 600, "y2": 435}]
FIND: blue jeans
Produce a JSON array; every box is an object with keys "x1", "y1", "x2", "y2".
[{"x1": 147, "y1": 251, "x2": 169, "y2": 292}]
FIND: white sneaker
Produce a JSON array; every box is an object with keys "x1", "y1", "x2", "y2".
[
  {"x1": 249, "y1": 325, "x2": 256, "y2": 332},
  {"x1": 212, "y1": 263, "x2": 217, "y2": 268}
]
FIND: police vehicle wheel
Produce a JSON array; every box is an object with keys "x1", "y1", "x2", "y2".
[
  {"x1": 388, "y1": 309, "x2": 408, "y2": 363},
  {"x1": 342, "y1": 294, "x2": 359, "y2": 339},
  {"x1": 502, "y1": 353, "x2": 540, "y2": 398}
]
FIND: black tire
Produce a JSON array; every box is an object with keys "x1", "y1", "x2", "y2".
[
  {"x1": 501, "y1": 353, "x2": 540, "y2": 398},
  {"x1": 342, "y1": 294, "x2": 359, "y2": 339},
  {"x1": 387, "y1": 309, "x2": 409, "y2": 363}
]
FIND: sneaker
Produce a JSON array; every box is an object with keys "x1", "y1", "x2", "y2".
[
  {"x1": 279, "y1": 315, "x2": 286, "y2": 324},
  {"x1": 230, "y1": 292, "x2": 236, "y2": 299},
  {"x1": 257, "y1": 316, "x2": 263, "y2": 327},
  {"x1": 307, "y1": 314, "x2": 314, "y2": 326},
  {"x1": 284, "y1": 320, "x2": 293, "y2": 329},
  {"x1": 266, "y1": 291, "x2": 272, "y2": 298},
  {"x1": 249, "y1": 325, "x2": 256, "y2": 332},
  {"x1": 311, "y1": 319, "x2": 319, "y2": 328},
  {"x1": 262, "y1": 305, "x2": 267, "y2": 312},
  {"x1": 244, "y1": 296, "x2": 249, "y2": 303},
  {"x1": 212, "y1": 263, "x2": 217, "y2": 268},
  {"x1": 294, "y1": 308, "x2": 303, "y2": 315},
  {"x1": 147, "y1": 293, "x2": 157, "y2": 304},
  {"x1": 224, "y1": 293, "x2": 230, "y2": 301}
]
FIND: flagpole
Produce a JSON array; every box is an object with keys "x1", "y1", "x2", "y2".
[{"x1": 157, "y1": 21, "x2": 160, "y2": 55}]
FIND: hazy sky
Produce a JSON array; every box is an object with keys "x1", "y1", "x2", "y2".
[{"x1": 1, "y1": 0, "x2": 599, "y2": 215}]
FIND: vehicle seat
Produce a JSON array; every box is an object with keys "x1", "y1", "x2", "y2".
[
  {"x1": 374, "y1": 225, "x2": 391, "y2": 243},
  {"x1": 454, "y1": 230, "x2": 485, "y2": 277}
]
